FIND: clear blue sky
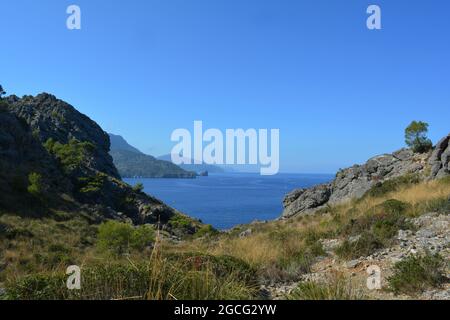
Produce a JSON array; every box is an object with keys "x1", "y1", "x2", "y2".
[{"x1": 1, "y1": 0, "x2": 449, "y2": 173}]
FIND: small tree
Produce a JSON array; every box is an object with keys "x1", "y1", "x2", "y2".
[
  {"x1": 0, "y1": 85, "x2": 5, "y2": 98},
  {"x1": 405, "y1": 121, "x2": 433, "y2": 153}
]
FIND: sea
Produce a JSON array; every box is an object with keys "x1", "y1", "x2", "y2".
[{"x1": 124, "y1": 173, "x2": 334, "y2": 230}]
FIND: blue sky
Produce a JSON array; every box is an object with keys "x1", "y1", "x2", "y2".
[{"x1": 1, "y1": 0, "x2": 449, "y2": 173}]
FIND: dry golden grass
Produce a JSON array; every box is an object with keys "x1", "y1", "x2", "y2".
[
  {"x1": 2, "y1": 176, "x2": 449, "y2": 299},
  {"x1": 392, "y1": 179, "x2": 450, "y2": 205},
  {"x1": 170, "y1": 176, "x2": 450, "y2": 270}
]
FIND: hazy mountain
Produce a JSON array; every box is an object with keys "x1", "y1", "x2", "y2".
[
  {"x1": 157, "y1": 154, "x2": 226, "y2": 173},
  {"x1": 108, "y1": 134, "x2": 196, "y2": 178},
  {"x1": 109, "y1": 133, "x2": 143, "y2": 154}
]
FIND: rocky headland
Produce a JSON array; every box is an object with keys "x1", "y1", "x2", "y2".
[{"x1": 283, "y1": 137, "x2": 450, "y2": 218}]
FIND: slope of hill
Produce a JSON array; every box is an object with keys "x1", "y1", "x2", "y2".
[
  {"x1": 108, "y1": 134, "x2": 196, "y2": 178},
  {"x1": 109, "y1": 133, "x2": 143, "y2": 154},
  {"x1": 0, "y1": 93, "x2": 200, "y2": 228}
]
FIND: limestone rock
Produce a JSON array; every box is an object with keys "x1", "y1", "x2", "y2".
[
  {"x1": 282, "y1": 142, "x2": 442, "y2": 218},
  {"x1": 429, "y1": 133, "x2": 450, "y2": 179},
  {"x1": 282, "y1": 184, "x2": 331, "y2": 218}
]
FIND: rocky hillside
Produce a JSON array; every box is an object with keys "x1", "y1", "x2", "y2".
[
  {"x1": 282, "y1": 137, "x2": 450, "y2": 218},
  {"x1": 0, "y1": 93, "x2": 198, "y2": 230},
  {"x1": 109, "y1": 133, "x2": 196, "y2": 178}
]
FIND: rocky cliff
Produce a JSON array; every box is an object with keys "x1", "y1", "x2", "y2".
[
  {"x1": 282, "y1": 138, "x2": 450, "y2": 218},
  {"x1": 0, "y1": 93, "x2": 191, "y2": 228},
  {"x1": 429, "y1": 133, "x2": 450, "y2": 179}
]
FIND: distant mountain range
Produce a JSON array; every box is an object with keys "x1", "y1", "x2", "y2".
[
  {"x1": 108, "y1": 134, "x2": 196, "y2": 178},
  {"x1": 109, "y1": 134, "x2": 260, "y2": 177},
  {"x1": 157, "y1": 154, "x2": 226, "y2": 173}
]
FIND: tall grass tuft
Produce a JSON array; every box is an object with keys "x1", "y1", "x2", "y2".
[{"x1": 288, "y1": 275, "x2": 365, "y2": 300}]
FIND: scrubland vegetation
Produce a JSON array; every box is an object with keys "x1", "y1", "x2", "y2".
[{"x1": 1, "y1": 175, "x2": 448, "y2": 300}]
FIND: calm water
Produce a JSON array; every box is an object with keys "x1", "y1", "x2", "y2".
[{"x1": 125, "y1": 173, "x2": 333, "y2": 230}]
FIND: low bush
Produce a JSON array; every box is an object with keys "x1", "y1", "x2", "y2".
[
  {"x1": 335, "y1": 232, "x2": 383, "y2": 260},
  {"x1": 168, "y1": 214, "x2": 196, "y2": 234},
  {"x1": 44, "y1": 138, "x2": 96, "y2": 173},
  {"x1": 78, "y1": 173, "x2": 107, "y2": 194},
  {"x1": 132, "y1": 183, "x2": 144, "y2": 193},
  {"x1": 97, "y1": 221, "x2": 155, "y2": 255},
  {"x1": 420, "y1": 198, "x2": 450, "y2": 214},
  {"x1": 388, "y1": 253, "x2": 447, "y2": 295},
  {"x1": 193, "y1": 224, "x2": 219, "y2": 238},
  {"x1": 336, "y1": 199, "x2": 414, "y2": 259},
  {"x1": 27, "y1": 172, "x2": 43, "y2": 198},
  {"x1": 288, "y1": 276, "x2": 365, "y2": 300},
  {"x1": 361, "y1": 174, "x2": 421, "y2": 199}
]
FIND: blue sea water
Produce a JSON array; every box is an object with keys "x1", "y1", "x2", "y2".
[{"x1": 125, "y1": 173, "x2": 333, "y2": 230}]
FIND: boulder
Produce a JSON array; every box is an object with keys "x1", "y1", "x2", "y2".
[
  {"x1": 429, "y1": 133, "x2": 450, "y2": 179},
  {"x1": 282, "y1": 184, "x2": 331, "y2": 218}
]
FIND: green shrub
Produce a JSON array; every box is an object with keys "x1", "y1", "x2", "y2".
[
  {"x1": 388, "y1": 253, "x2": 447, "y2": 295},
  {"x1": 193, "y1": 224, "x2": 219, "y2": 238},
  {"x1": 0, "y1": 99, "x2": 9, "y2": 112},
  {"x1": 0, "y1": 222, "x2": 34, "y2": 239},
  {"x1": 335, "y1": 232, "x2": 383, "y2": 260},
  {"x1": 336, "y1": 200, "x2": 414, "y2": 259},
  {"x1": 5, "y1": 273, "x2": 68, "y2": 300},
  {"x1": 168, "y1": 214, "x2": 195, "y2": 233},
  {"x1": 277, "y1": 252, "x2": 315, "y2": 277},
  {"x1": 421, "y1": 198, "x2": 450, "y2": 214},
  {"x1": 362, "y1": 174, "x2": 421, "y2": 199},
  {"x1": 341, "y1": 200, "x2": 412, "y2": 237},
  {"x1": 129, "y1": 225, "x2": 155, "y2": 250},
  {"x1": 167, "y1": 253, "x2": 257, "y2": 286},
  {"x1": 437, "y1": 176, "x2": 450, "y2": 186},
  {"x1": 27, "y1": 172, "x2": 43, "y2": 197},
  {"x1": 97, "y1": 221, "x2": 155, "y2": 255},
  {"x1": 51, "y1": 110, "x2": 66, "y2": 123},
  {"x1": 34, "y1": 244, "x2": 74, "y2": 267},
  {"x1": 132, "y1": 183, "x2": 144, "y2": 193},
  {"x1": 44, "y1": 138, "x2": 96, "y2": 173},
  {"x1": 78, "y1": 173, "x2": 107, "y2": 194}
]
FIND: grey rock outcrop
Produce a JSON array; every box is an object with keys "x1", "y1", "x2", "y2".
[
  {"x1": 429, "y1": 133, "x2": 450, "y2": 179},
  {"x1": 282, "y1": 184, "x2": 331, "y2": 215},
  {"x1": 0, "y1": 93, "x2": 187, "y2": 228},
  {"x1": 6, "y1": 93, "x2": 119, "y2": 179},
  {"x1": 282, "y1": 146, "x2": 434, "y2": 218}
]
